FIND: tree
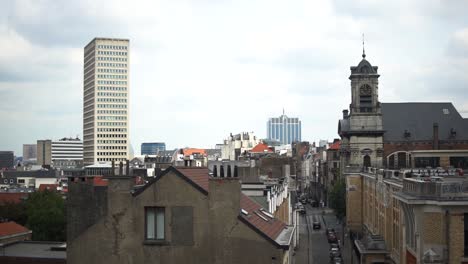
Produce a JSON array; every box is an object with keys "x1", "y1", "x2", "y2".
[
  {"x1": 0, "y1": 201, "x2": 27, "y2": 225},
  {"x1": 25, "y1": 191, "x2": 66, "y2": 241},
  {"x1": 329, "y1": 178, "x2": 346, "y2": 220}
]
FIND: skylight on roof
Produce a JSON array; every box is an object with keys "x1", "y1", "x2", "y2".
[
  {"x1": 260, "y1": 208, "x2": 274, "y2": 218},
  {"x1": 255, "y1": 211, "x2": 269, "y2": 222},
  {"x1": 443, "y1": 108, "x2": 450, "y2": 115},
  {"x1": 241, "y1": 209, "x2": 248, "y2": 215}
]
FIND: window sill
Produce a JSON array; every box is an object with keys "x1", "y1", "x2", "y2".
[{"x1": 143, "y1": 240, "x2": 169, "y2": 246}]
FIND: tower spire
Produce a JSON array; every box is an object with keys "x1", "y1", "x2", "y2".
[{"x1": 362, "y1": 33, "x2": 366, "y2": 59}]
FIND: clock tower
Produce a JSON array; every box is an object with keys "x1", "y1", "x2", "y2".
[{"x1": 338, "y1": 50, "x2": 384, "y2": 170}]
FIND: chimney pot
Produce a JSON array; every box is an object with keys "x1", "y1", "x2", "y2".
[{"x1": 342, "y1": 109, "x2": 349, "y2": 119}]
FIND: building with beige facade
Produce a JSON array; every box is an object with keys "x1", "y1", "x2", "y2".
[
  {"x1": 345, "y1": 162, "x2": 468, "y2": 264},
  {"x1": 83, "y1": 38, "x2": 129, "y2": 165}
]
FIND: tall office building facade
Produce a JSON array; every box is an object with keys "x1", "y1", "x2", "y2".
[
  {"x1": 267, "y1": 113, "x2": 302, "y2": 145},
  {"x1": 83, "y1": 38, "x2": 130, "y2": 165},
  {"x1": 141, "y1": 142, "x2": 166, "y2": 155}
]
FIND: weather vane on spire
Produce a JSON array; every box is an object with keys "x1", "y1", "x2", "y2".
[{"x1": 362, "y1": 33, "x2": 366, "y2": 59}]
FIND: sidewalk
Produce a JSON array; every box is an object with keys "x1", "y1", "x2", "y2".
[{"x1": 292, "y1": 213, "x2": 310, "y2": 264}]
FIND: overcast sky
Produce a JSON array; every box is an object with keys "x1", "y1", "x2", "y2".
[{"x1": 1, "y1": 0, "x2": 467, "y2": 156}]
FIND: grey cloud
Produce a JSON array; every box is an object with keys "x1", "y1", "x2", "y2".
[{"x1": 3, "y1": 1, "x2": 128, "y2": 48}]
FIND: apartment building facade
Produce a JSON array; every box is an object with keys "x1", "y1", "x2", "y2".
[
  {"x1": 67, "y1": 167, "x2": 293, "y2": 264},
  {"x1": 346, "y1": 165, "x2": 468, "y2": 264}
]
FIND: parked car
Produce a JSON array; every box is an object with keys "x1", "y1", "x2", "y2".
[
  {"x1": 329, "y1": 243, "x2": 339, "y2": 250},
  {"x1": 331, "y1": 256, "x2": 343, "y2": 264},
  {"x1": 310, "y1": 200, "x2": 318, "y2": 207},
  {"x1": 296, "y1": 203, "x2": 306, "y2": 215},
  {"x1": 325, "y1": 227, "x2": 335, "y2": 236},
  {"x1": 329, "y1": 248, "x2": 341, "y2": 259},
  {"x1": 327, "y1": 233, "x2": 338, "y2": 243}
]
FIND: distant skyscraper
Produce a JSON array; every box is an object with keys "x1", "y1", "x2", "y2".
[
  {"x1": 141, "y1": 142, "x2": 166, "y2": 155},
  {"x1": 267, "y1": 112, "x2": 301, "y2": 145},
  {"x1": 23, "y1": 144, "x2": 37, "y2": 161},
  {"x1": 83, "y1": 38, "x2": 130, "y2": 165},
  {"x1": 0, "y1": 151, "x2": 14, "y2": 169}
]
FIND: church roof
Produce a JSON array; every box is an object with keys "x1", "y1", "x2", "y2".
[{"x1": 381, "y1": 102, "x2": 468, "y2": 142}]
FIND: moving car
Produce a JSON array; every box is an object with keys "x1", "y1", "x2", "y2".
[
  {"x1": 312, "y1": 216, "x2": 321, "y2": 230},
  {"x1": 312, "y1": 220, "x2": 321, "y2": 230}
]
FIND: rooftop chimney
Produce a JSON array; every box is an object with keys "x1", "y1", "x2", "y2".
[
  {"x1": 433, "y1": 123, "x2": 439, "y2": 150},
  {"x1": 119, "y1": 161, "x2": 123, "y2": 176},
  {"x1": 342, "y1": 109, "x2": 349, "y2": 119},
  {"x1": 125, "y1": 160, "x2": 130, "y2": 176}
]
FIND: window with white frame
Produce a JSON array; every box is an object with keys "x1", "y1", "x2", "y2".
[{"x1": 145, "y1": 207, "x2": 165, "y2": 240}]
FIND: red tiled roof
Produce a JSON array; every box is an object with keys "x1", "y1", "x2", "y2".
[
  {"x1": 0, "y1": 193, "x2": 28, "y2": 204},
  {"x1": 176, "y1": 167, "x2": 209, "y2": 192},
  {"x1": 175, "y1": 167, "x2": 286, "y2": 242},
  {"x1": 250, "y1": 143, "x2": 274, "y2": 153},
  {"x1": 0, "y1": 221, "x2": 30, "y2": 237},
  {"x1": 328, "y1": 140, "x2": 341, "y2": 150},
  {"x1": 239, "y1": 194, "x2": 286, "y2": 242},
  {"x1": 38, "y1": 184, "x2": 58, "y2": 191},
  {"x1": 182, "y1": 148, "x2": 206, "y2": 156},
  {"x1": 93, "y1": 176, "x2": 109, "y2": 187}
]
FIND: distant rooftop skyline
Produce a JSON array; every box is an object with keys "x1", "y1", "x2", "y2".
[{"x1": 0, "y1": 0, "x2": 467, "y2": 155}]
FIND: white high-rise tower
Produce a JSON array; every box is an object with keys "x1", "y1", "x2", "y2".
[{"x1": 83, "y1": 38, "x2": 130, "y2": 165}]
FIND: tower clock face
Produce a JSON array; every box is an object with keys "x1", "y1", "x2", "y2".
[{"x1": 360, "y1": 84, "x2": 372, "y2": 96}]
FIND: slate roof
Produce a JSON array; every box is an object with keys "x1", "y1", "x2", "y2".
[
  {"x1": 381, "y1": 102, "x2": 468, "y2": 142},
  {"x1": 0, "y1": 241, "x2": 66, "y2": 259},
  {"x1": 0, "y1": 221, "x2": 31, "y2": 237},
  {"x1": 133, "y1": 167, "x2": 288, "y2": 247},
  {"x1": 3, "y1": 170, "x2": 58, "y2": 178}
]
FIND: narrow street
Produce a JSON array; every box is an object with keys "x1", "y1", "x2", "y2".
[{"x1": 294, "y1": 204, "x2": 357, "y2": 264}]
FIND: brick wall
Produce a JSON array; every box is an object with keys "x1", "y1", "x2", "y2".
[
  {"x1": 449, "y1": 213, "x2": 465, "y2": 264},
  {"x1": 346, "y1": 175, "x2": 363, "y2": 233},
  {"x1": 423, "y1": 212, "x2": 445, "y2": 245}
]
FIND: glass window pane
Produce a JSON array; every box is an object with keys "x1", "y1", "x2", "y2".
[
  {"x1": 146, "y1": 208, "x2": 155, "y2": 239},
  {"x1": 156, "y1": 208, "x2": 165, "y2": 239}
]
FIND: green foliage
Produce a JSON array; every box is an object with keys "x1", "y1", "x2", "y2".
[
  {"x1": 329, "y1": 178, "x2": 346, "y2": 220},
  {"x1": 0, "y1": 201, "x2": 27, "y2": 225},
  {"x1": 25, "y1": 191, "x2": 66, "y2": 241}
]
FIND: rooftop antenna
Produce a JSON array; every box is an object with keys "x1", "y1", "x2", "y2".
[
  {"x1": 282, "y1": 108, "x2": 285, "y2": 116},
  {"x1": 362, "y1": 33, "x2": 366, "y2": 59}
]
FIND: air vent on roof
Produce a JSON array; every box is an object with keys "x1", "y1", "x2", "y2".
[
  {"x1": 443, "y1": 108, "x2": 450, "y2": 115},
  {"x1": 241, "y1": 209, "x2": 248, "y2": 215}
]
